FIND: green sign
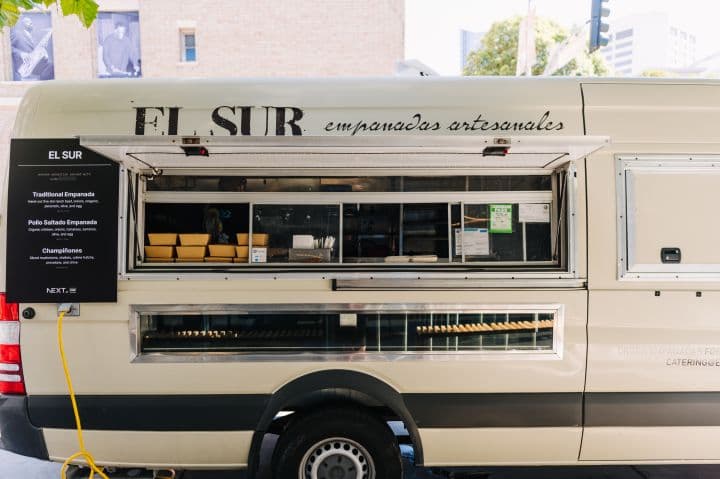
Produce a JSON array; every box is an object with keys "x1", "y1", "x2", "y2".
[{"x1": 489, "y1": 204, "x2": 513, "y2": 234}]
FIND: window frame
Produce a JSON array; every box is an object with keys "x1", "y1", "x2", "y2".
[
  {"x1": 617, "y1": 155, "x2": 720, "y2": 280},
  {"x1": 180, "y1": 30, "x2": 196, "y2": 63},
  {"x1": 120, "y1": 165, "x2": 578, "y2": 283},
  {"x1": 130, "y1": 302, "x2": 565, "y2": 363}
]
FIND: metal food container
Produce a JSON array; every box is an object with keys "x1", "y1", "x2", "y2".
[{"x1": 288, "y1": 248, "x2": 332, "y2": 263}]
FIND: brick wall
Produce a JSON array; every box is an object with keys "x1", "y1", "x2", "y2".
[
  {"x1": 0, "y1": 0, "x2": 403, "y2": 165},
  {"x1": 0, "y1": 0, "x2": 403, "y2": 81},
  {"x1": 139, "y1": 0, "x2": 404, "y2": 78}
]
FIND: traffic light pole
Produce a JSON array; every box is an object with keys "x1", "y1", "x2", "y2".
[{"x1": 589, "y1": 0, "x2": 610, "y2": 53}]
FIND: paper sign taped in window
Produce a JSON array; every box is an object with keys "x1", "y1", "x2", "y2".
[
  {"x1": 519, "y1": 203, "x2": 551, "y2": 223},
  {"x1": 340, "y1": 313, "x2": 358, "y2": 327},
  {"x1": 489, "y1": 204, "x2": 513, "y2": 233},
  {"x1": 455, "y1": 228, "x2": 490, "y2": 256}
]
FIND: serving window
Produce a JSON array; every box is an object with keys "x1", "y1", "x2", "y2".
[
  {"x1": 133, "y1": 304, "x2": 562, "y2": 359},
  {"x1": 128, "y1": 170, "x2": 572, "y2": 275}
]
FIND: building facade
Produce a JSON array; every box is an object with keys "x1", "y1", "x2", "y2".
[
  {"x1": 0, "y1": 0, "x2": 404, "y2": 81},
  {"x1": 0, "y1": 0, "x2": 404, "y2": 169},
  {"x1": 601, "y1": 12, "x2": 696, "y2": 76}
]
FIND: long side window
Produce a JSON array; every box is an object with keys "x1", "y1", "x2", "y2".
[{"x1": 135, "y1": 305, "x2": 562, "y2": 358}]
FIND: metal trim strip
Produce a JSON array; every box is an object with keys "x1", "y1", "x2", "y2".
[
  {"x1": 584, "y1": 392, "x2": 720, "y2": 427},
  {"x1": 405, "y1": 393, "x2": 582, "y2": 428},
  {"x1": 27, "y1": 391, "x2": 720, "y2": 431}
]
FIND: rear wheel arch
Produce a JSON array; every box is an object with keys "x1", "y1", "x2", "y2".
[{"x1": 247, "y1": 369, "x2": 423, "y2": 478}]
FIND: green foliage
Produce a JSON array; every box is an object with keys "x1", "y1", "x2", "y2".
[
  {"x1": 59, "y1": 0, "x2": 98, "y2": 27},
  {"x1": 463, "y1": 15, "x2": 607, "y2": 76},
  {"x1": 0, "y1": 0, "x2": 98, "y2": 28},
  {"x1": 0, "y1": 2, "x2": 21, "y2": 27}
]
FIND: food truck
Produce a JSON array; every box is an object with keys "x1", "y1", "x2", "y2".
[{"x1": 1, "y1": 77, "x2": 720, "y2": 478}]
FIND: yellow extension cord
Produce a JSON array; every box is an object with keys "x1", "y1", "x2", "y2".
[{"x1": 57, "y1": 311, "x2": 110, "y2": 479}]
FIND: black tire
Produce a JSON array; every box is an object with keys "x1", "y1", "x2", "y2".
[{"x1": 272, "y1": 407, "x2": 402, "y2": 479}]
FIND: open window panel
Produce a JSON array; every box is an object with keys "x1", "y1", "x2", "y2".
[
  {"x1": 132, "y1": 303, "x2": 563, "y2": 360},
  {"x1": 96, "y1": 135, "x2": 602, "y2": 278},
  {"x1": 126, "y1": 168, "x2": 573, "y2": 274}
]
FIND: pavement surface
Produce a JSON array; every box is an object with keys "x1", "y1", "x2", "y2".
[
  {"x1": 4, "y1": 447, "x2": 720, "y2": 479},
  {"x1": 0, "y1": 449, "x2": 60, "y2": 479}
]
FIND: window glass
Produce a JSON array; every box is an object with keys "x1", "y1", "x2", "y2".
[
  {"x1": 403, "y1": 176, "x2": 466, "y2": 191},
  {"x1": 146, "y1": 175, "x2": 550, "y2": 192},
  {"x1": 615, "y1": 28, "x2": 634, "y2": 41},
  {"x1": 138, "y1": 173, "x2": 561, "y2": 269},
  {"x1": 467, "y1": 175, "x2": 551, "y2": 191},
  {"x1": 145, "y1": 203, "x2": 249, "y2": 242},
  {"x1": 143, "y1": 203, "x2": 250, "y2": 262},
  {"x1": 96, "y1": 11, "x2": 141, "y2": 78},
  {"x1": 343, "y1": 204, "x2": 400, "y2": 263},
  {"x1": 147, "y1": 176, "x2": 404, "y2": 192},
  {"x1": 453, "y1": 203, "x2": 552, "y2": 262},
  {"x1": 139, "y1": 310, "x2": 556, "y2": 355},
  {"x1": 182, "y1": 32, "x2": 196, "y2": 62},
  {"x1": 526, "y1": 223, "x2": 553, "y2": 261},
  {"x1": 402, "y1": 204, "x2": 449, "y2": 261},
  {"x1": 252, "y1": 204, "x2": 340, "y2": 263}
]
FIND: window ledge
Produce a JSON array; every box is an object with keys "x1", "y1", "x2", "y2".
[{"x1": 177, "y1": 61, "x2": 198, "y2": 66}]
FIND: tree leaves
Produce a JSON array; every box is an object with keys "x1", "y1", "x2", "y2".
[
  {"x1": 16, "y1": 0, "x2": 39, "y2": 9},
  {"x1": 59, "y1": 0, "x2": 98, "y2": 27},
  {"x1": 0, "y1": 1, "x2": 22, "y2": 28},
  {"x1": 0, "y1": 0, "x2": 98, "y2": 28},
  {"x1": 0, "y1": 0, "x2": 41, "y2": 27},
  {"x1": 463, "y1": 15, "x2": 607, "y2": 77}
]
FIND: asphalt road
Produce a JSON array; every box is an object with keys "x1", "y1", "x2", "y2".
[{"x1": 4, "y1": 448, "x2": 720, "y2": 479}]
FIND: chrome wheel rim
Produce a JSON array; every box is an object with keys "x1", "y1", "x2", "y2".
[{"x1": 299, "y1": 437, "x2": 375, "y2": 479}]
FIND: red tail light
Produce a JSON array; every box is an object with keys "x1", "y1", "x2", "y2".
[{"x1": 0, "y1": 293, "x2": 25, "y2": 395}]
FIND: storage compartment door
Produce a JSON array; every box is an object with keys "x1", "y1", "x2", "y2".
[{"x1": 620, "y1": 158, "x2": 720, "y2": 277}]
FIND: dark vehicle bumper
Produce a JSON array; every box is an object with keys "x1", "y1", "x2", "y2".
[{"x1": 0, "y1": 395, "x2": 48, "y2": 460}]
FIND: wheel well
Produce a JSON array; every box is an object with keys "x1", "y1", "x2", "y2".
[
  {"x1": 266, "y1": 389, "x2": 398, "y2": 435},
  {"x1": 246, "y1": 370, "x2": 424, "y2": 479}
]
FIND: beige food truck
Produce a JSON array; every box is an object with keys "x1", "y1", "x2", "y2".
[{"x1": 1, "y1": 77, "x2": 719, "y2": 478}]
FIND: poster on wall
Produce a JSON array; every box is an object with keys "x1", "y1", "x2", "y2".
[
  {"x1": 6, "y1": 139, "x2": 119, "y2": 303},
  {"x1": 96, "y1": 11, "x2": 141, "y2": 78},
  {"x1": 10, "y1": 12, "x2": 54, "y2": 81}
]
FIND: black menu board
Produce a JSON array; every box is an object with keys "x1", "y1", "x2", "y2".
[{"x1": 6, "y1": 139, "x2": 119, "y2": 303}]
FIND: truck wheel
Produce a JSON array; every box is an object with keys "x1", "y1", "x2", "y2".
[{"x1": 272, "y1": 407, "x2": 402, "y2": 479}]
